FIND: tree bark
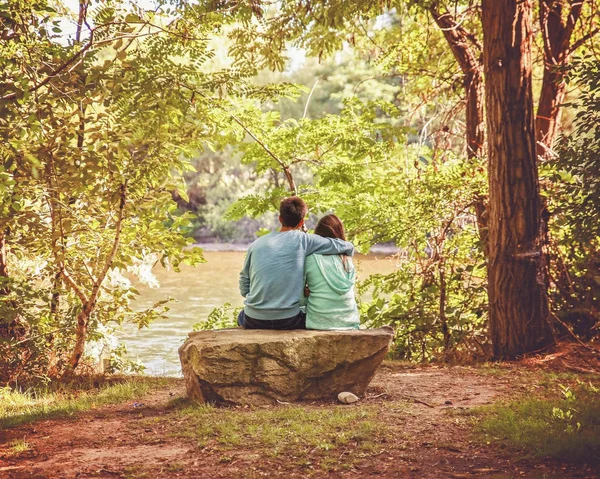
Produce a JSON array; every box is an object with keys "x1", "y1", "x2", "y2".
[
  {"x1": 429, "y1": 5, "x2": 489, "y2": 251},
  {"x1": 64, "y1": 182, "x2": 127, "y2": 374},
  {"x1": 536, "y1": 0, "x2": 586, "y2": 152},
  {"x1": 0, "y1": 229, "x2": 8, "y2": 290},
  {"x1": 0, "y1": 228, "x2": 25, "y2": 341},
  {"x1": 482, "y1": 0, "x2": 554, "y2": 359},
  {"x1": 429, "y1": 6, "x2": 485, "y2": 160}
]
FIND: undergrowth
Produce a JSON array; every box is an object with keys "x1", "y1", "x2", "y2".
[{"x1": 477, "y1": 380, "x2": 600, "y2": 463}]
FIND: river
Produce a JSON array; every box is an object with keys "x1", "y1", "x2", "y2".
[{"x1": 119, "y1": 250, "x2": 398, "y2": 376}]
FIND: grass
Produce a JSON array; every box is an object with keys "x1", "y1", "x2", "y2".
[
  {"x1": 477, "y1": 380, "x2": 600, "y2": 463},
  {"x1": 173, "y1": 401, "x2": 387, "y2": 459},
  {"x1": 7, "y1": 439, "x2": 30, "y2": 455},
  {"x1": 0, "y1": 377, "x2": 170, "y2": 429}
]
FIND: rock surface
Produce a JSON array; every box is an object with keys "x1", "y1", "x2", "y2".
[{"x1": 178, "y1": 327, "x2": 394, "y2": 405}]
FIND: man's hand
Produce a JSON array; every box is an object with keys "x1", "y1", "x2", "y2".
[{"x1": 304, "y1": 286, "x2": 310, "y2": 297}]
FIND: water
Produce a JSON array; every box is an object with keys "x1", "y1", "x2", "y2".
[{"x1": 119, "y1": 250, "x2": 398, "y2": 376}]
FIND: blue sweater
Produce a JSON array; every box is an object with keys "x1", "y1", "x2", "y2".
[{"x1": 239, "y1": 230, "x2": 354, "y2": 320}]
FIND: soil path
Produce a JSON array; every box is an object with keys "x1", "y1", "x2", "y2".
[{"x1": 1, "y1": 363, "x2": 598, "y2": 479}]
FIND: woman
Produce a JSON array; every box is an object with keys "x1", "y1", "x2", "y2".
[{"x1": 301, "y1": 214, "x2": 360, "y2": 330}]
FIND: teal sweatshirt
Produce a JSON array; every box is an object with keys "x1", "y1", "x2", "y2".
[
  {"x1": 301, "y1": 254, "x2": 360, "y2": 330},
  {"x1": 239, "y1": 230, "x2": 354, "y2": 320}
]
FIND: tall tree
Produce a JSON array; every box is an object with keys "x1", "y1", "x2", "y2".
[
  {"x1": 481, "y1": 0, "x2": 554, "y2": 358},
  {"x1": 428, "y1": 3, "x2": 485, "y2": 160},
  {"x1": 427, "y1": 3, "x2": 489, "y2": 250},
  {"x1": 537, "y1": 0, "x2": 599, "y2": 152}
]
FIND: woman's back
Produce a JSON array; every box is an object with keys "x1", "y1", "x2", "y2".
[{"x1": 303, "y1": 254, "x2": 360, "y2": 330}]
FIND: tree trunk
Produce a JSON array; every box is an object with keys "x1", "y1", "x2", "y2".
[
  {"x1": 0, "y1": 228, "x2": 25, "y2": 341},
  {"x1": 439, "y1": 265, "x2": 451, "y2": 353},
  {"x1": 482, "y1": 0, "x2": 554, "y2": 359},
  {"x1": 536, "y1": 65, "x2": 568, "y2": 152},
  {"x1": 429, "y1": 6, "x2": 488, "y2": 250},
  {"x1": 429, "y1": 7, "x2": 485, "y2": 160},
  {"x1": 63, "y1": 182, "x2": 127, "y2": 375},
  {"x1": 0, "y1": 229, "x2": 8, "y2": 289},
  {"x1": 536, "y1": 0, "x2": 586, "y2": 152},
  {"x1": 67, "y1": 304, "x2": 92, "y2": 372}
]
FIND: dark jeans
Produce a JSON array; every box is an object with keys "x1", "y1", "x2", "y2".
[{"x1": 237, "y1": 310, "x2": 306, "y2": 330}]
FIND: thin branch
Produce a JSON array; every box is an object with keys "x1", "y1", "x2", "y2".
[
  {"x1": 303, "y1": 79, "x2": 319, "y2": 120},
  {"x1": 570, "y1": 26, "x2": 600, "y2": 52},
  {"x1": 12, "y1": 326, "x2": 72, "y2": 346},
  {"x1": 60, "y1": 267, "x2": 87, "y2": 304},
  {"x1": 179, "y1": 82, "x2": 297, "y2": 193},
  {"x1": 229, "y1": 112, "x2": 297, "y2": 193},
  {"x1": 88, "y1": 181, "x2": 127, "y2": 305},
  {"x1": 1, "y1": 40, "x2": 93, "y2": 101},
  {"x1": 550, "y1": 311, "x2": 597, "y2": 353},
  {"x1": 75, "y1": 0, "x2": 88, "y2": 43},
  {"x1": 1, "y1": 17, "x2": 185, "y2": 102}
]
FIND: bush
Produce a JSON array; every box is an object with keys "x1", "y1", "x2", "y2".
[{"x1": 545, "y1": 59, "x2": 600, "y2": 340}]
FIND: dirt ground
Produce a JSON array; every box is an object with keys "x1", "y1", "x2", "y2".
[{"x1": 1, "y1": 343, "x2": 599, "y2": 479}]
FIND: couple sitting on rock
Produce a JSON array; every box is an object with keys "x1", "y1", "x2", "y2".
[{"x1": 238, "y1": 196, "x2": 360, "y2": 330}]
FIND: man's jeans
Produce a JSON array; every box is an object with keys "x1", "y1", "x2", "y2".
[{"x1": 237, "y1": 310, "x2": 306, "y2": 330}]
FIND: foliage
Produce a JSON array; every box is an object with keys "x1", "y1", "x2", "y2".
[
  {"x1": 358, "y1": 158, "x2": 488, "y2": 360},
  {"x1": 2, "y1": 0, "x2": 598, "y2": 378},
  {"x1": 212, "y1": 1, "x2": 490, "y2": 359},
  {"x1": 180, "y1": 47, "x2": 412, "y2": 243},
  {"x1": 478, "y1": 381, "x2": 600, "y2": 462},
  {"x1": 544, "y1": 59, "x2": 600, "y2": 339},
  {"x1": 0, "y1": 0, "x2": 298, "y2": 383},
  {"x1": 7, "y1": 439, "x2": 30, "y2": 455},
  {"x1": 220, "y1": 0, "x2": 599, "y2": 357},
  {"x1": 226, "y1": 92, "x2": 488, "y2": 359},
  {"x1": 193, "y1": 302, "x2": 240, "y2": 331},
  {"x1": 228, "y1": 1, "x2": 471, "y2": 156}
]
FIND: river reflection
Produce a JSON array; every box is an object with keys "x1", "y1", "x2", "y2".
[{"x1": 119, "y1": 250, "x2": 398, "y2": 376}]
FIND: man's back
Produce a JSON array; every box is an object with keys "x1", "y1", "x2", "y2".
[{"x1": 239, "y1": 230, "x2": 354, "y2": 321}]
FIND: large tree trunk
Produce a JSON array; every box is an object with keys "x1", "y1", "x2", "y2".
[{"x1": 482, "y1": 0, "x2": 554, "y2": 359}]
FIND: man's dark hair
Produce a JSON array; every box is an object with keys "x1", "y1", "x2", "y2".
[{"x1": 279, "y1": 196, "x2": 308, "y2": 227}]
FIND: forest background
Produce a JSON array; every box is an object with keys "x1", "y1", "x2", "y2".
[{"x1": 1, "y1": 0, "x2": 599, "y2": 384}]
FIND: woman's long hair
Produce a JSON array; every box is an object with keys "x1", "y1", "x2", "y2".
[{"x1": 314, "y1": 214, "x2": 349, "y2": 271}]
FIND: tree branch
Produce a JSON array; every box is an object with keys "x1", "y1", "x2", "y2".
[
  {"x1": 1, "y1": 33, "x2": 94, "y2": 101},
  {"x1": 88, "y1": 181, "x2": 127, "y2": 305},
  {"x1": 60, "y1": 267, "x2": 88, "y2": 304},
  {"x1": 178, "y1": 82, "x2": 297, "y2": 194},
  {"x1": 570, "y1": 26, "x2": 600, "y2": 52}
]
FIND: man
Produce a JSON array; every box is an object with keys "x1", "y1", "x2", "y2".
[{"x1": 238, "y1": 196, "x2": 354, "y2": 330}]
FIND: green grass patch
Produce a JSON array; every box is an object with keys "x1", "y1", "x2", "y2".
[
  {"x1": 0, "y1": 377, "x2": 170, "y2": 430},
  {"x1": 477, "y1": 381, "x2": 600, "y2": 463},
  {"x1": 175, "y1": 402, "x2": 384, "y2": 458},
  {"x1": 7, "y1": 439, "x2": 30, "y2": 455}
]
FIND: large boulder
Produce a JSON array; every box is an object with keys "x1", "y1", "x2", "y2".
[{"x1": 178, "y1": 327, "x2": 394, "y2": 405}]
